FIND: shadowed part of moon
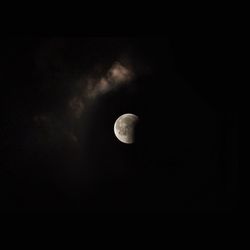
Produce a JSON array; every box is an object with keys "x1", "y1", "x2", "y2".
[{"x1": 114, "y1": 113, "x2": 139, "y2": 144}]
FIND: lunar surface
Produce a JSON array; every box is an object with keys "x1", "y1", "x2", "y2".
[{"x1": 114, "y1": 113, "x2": 139, "y2": 144}]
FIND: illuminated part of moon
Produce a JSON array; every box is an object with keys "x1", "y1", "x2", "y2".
[{"x1": 114, "y1": 113, "x2": 139, "y2": 144}]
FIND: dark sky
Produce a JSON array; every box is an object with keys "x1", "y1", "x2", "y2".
[{"x1": 0, "y1": 35, "x2": 238, "y2": 211}]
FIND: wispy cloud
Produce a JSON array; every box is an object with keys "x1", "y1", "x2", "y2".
[
  {"x1": 68, "y1": 96, "x2": 85, "y2": 119},
  {"x1": 69, "y1": 61, "x2": 135, "y2": 117}
]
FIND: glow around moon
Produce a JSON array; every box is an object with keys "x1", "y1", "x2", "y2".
[{"x1": 114, "y1": 113, "x2": 139, "y2": 144}]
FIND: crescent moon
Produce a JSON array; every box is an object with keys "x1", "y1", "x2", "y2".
[{"x1": 114, "y1": 113, "x2": 139, "y2": 144}]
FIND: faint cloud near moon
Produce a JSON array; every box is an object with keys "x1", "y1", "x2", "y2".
[{"x1": 68, "y1": 61, "x2": 135, "y2": 118}]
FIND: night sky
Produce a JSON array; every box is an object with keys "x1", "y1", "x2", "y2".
[{"x1": 0, "y1": 35, "x2": 238, "y2": 211}]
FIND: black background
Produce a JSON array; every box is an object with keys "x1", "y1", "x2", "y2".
[{"x1": 0, "y1": 32, "x2": 238, "y2": 211}]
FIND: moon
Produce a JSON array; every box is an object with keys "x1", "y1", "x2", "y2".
[{"x1": 114, "y1": 113, "x2": 139, "y2": 144}]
